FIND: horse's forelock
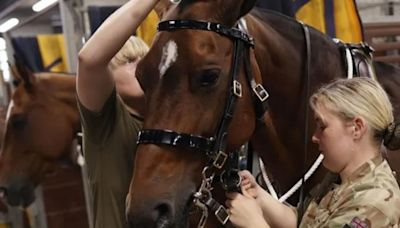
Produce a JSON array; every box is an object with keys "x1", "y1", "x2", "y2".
[
  {"x1": 179, "y1": 0, "x2": 209, "y2": 9},
  {"x1": 179, "y1": 0, "x2": 195, "y2": 9}
]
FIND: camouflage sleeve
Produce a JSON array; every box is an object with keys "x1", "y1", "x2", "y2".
[{"x1": 327, "y1": 204, "x2": 397, "y2": 228}]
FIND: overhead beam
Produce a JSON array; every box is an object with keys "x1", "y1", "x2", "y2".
[
  {"x1": 9, "y1": 3, "x2": 59, "y2": 31},
  {"x1": 0, "y1": 0, "x2": 25, "y2": 20}
]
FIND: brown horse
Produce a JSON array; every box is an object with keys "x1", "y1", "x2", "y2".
[
  {"x1": 127, "y1": 1, "x2": 400, "y2": 227},
  {"x1": 0, "y1": 65, "x2": 79, "y2": 207}
]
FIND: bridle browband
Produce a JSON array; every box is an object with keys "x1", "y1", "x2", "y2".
[
  {"x1": 137, "y1": 19, "x2": 269, "y2": 227},
  {"x1": 157, "y1": 20, "x2": 254, "y2": 44}
]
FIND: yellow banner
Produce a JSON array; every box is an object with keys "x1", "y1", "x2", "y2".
[
  {"x1": 37, "y1": 34, "x2": 69, "y2": 72},
  {"x1": 295, "y1": 0, "x2": 363, "y2": 43},
  {"x1": 136, "y1": 10, "x2": 159, "y2": 46}
]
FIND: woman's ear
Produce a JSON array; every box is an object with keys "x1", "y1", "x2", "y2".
[{"x1": 353, "y1": 117, "x2": 367, "y2": 139}]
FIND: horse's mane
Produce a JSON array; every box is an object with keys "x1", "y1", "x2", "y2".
[
  {"x1": 250, "y1": 7, "x2": 334, "y2": 44},
  {"x1": 251, "y1": 7, "x2": 298, "y2": 24}
]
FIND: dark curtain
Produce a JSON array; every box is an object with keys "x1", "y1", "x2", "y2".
[
  {"x1": 88, "y1": 6, "x2": 119, "y2": 35},
  {"x1": 11, "y1": 37, "x2": 44, "y2": 72}
]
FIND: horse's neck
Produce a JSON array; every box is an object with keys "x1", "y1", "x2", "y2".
[
  {"x1": 246, "y1": 10, "x2": 344, "y2": 193},
  {"x1": 248, "y1": 10, "x2": 344, "y2": 85}
]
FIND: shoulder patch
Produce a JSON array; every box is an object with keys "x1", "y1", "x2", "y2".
[{"x1": 347, "y1": 217, "x2": 369, "y2": 228}]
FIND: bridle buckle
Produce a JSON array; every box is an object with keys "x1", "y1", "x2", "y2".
[
  {"x1": 215, "y1": 205, "x2": 230, "y2": 225},
  {"x1": 213, "y1": 151, "x2": 228, "y2": 169},
  {"x1": 253, "y1": 84, "x2": 269, "y2": 102},
  {"x1": 233, "y1": 80, "x2": 242, "y2": 98}
]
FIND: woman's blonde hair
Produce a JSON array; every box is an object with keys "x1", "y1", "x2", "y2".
[
  {"x1": 110, "y1": 36, "x2": 149, "y2": 68},
  {"x1": 310, "y1": 77, "x2": 395, "y2": 146}
]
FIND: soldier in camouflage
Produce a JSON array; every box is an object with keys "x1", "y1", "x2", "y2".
[
  {"x1": 226, "y1": 77, "x2": 400, "y2": 228},
  {"x1": 301, "y1": 156, "x2": 400, "y2": 227}
]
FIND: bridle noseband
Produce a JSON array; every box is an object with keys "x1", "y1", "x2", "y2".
[{"x1": 137, "y1": 19, "x2": 269, "y2": 227}]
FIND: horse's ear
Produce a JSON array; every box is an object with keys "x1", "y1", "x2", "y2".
[
  {"x1": 239, "y1": 0, "x2": 257, "y2": 18},
  {"x1": 154, "y1": 0, "x2": 174, "y2": 19},
  {"x1": 12, "y1": 55, "x2": 35, "y2": 89},
  {"x1": 8, "y1": 61, "x2": 22, "y2": 87},
  {"x1": 215, "y1": 0, "x2": 257, "y2": 25}
]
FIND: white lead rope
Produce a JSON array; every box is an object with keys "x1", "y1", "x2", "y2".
[
  {"x1": 259, "y1": 154, "x2": 324, "y2": 203},
  {"x1": 345, "y1": 48, "x2": 354, "y2": 79},
  {"x1": 259, "y1": 157, "x2": 279, "y2": 200}
]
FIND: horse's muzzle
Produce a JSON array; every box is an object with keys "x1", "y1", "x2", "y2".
[{"x1": 0, "y1": 176, "x2": 35, "y2": 207}]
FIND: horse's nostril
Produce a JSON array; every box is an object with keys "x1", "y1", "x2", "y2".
[
  {"x1": 154, "y1": 202, "x2": 172, "y2": 227},
  {"x1": 156, "y1": 203, "x2": 170, "y2": 217},
  {"x1": 126, "y1": 201, "x2": 174, "y2": 227}
]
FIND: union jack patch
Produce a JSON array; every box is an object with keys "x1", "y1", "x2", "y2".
[{"x1": 347, "y1": 217, "x2": 369, "y2": 228}]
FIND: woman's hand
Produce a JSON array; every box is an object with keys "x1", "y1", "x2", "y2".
[
  {"x1": 240, "y1": 170, "x2": 264, "y2": 201},
  {"x1": 225, "y1": 190, "x2": 269, "y2": 228},
  {"x1": 226, "y1": 171, "x2": 297, "y2": 228}
]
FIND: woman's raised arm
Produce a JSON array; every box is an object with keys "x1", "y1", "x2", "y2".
[{"x1": 77, "y1": 0, "x2": 159, "y2": 112}]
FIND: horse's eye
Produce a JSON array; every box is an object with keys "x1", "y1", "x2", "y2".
[
  {"x1": 10, "y1": 115, "x2": 27, "y2": 129},
  {"x1": 12, "y1": 79, "x2": 21, "y2": 87},
  {"x1": 200, "y1": 69, "x2": 220, "y2": 87}
]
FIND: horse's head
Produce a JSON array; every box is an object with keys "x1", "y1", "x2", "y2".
[
  {"x1": 127, "y1": 0, "x2": 262, "y2": 227},
  {"x1": 0, "y1": 63, "x2": 79, "y2": 207}
]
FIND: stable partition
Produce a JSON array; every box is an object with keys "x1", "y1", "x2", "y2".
[{"x1": 364, "y1": 22, "x2": 400, "y2": 65}]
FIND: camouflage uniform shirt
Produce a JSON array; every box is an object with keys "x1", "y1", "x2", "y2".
[{"x1": 300, "y1": 155, "x2": 400, "y2": 228}]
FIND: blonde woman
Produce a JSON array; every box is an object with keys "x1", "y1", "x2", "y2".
[
  {"x1": 76, "y1": 0, "x2": 160, "y2": 227},
  {"x1": 226, "y1": 77, "x2": 400, "y2": 228}
]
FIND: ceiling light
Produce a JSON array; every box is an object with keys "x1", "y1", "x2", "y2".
[
  {"x1": 0, "y1": 18, "x2": 19, "y2": 33},
  {"x1": 32, "y1": 0, "x2": 59, "y2": 12}
]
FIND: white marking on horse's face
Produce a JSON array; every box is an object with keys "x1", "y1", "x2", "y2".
[
  {"x1": 6, "y1": 100, "x2": 14, "y2": 121},
  {"x1": 159, "y1": 40, "x2": 178, "y2": 78}
]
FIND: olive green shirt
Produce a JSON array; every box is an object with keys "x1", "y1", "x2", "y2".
[
  {"x1": 77, "y1": 90, "x2": 142, "y2": 228},
  {"x1": 300, "y1": 156, "x2": 400, "y2": 228}
]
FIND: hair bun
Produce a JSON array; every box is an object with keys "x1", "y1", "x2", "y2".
[{"x1": 383, "y1": 122, "x2": 400, "y2": 150}]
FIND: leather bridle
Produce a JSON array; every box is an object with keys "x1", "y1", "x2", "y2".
[{"x1": 137, "y1": 19, "x2": 269, "y2": 227}]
